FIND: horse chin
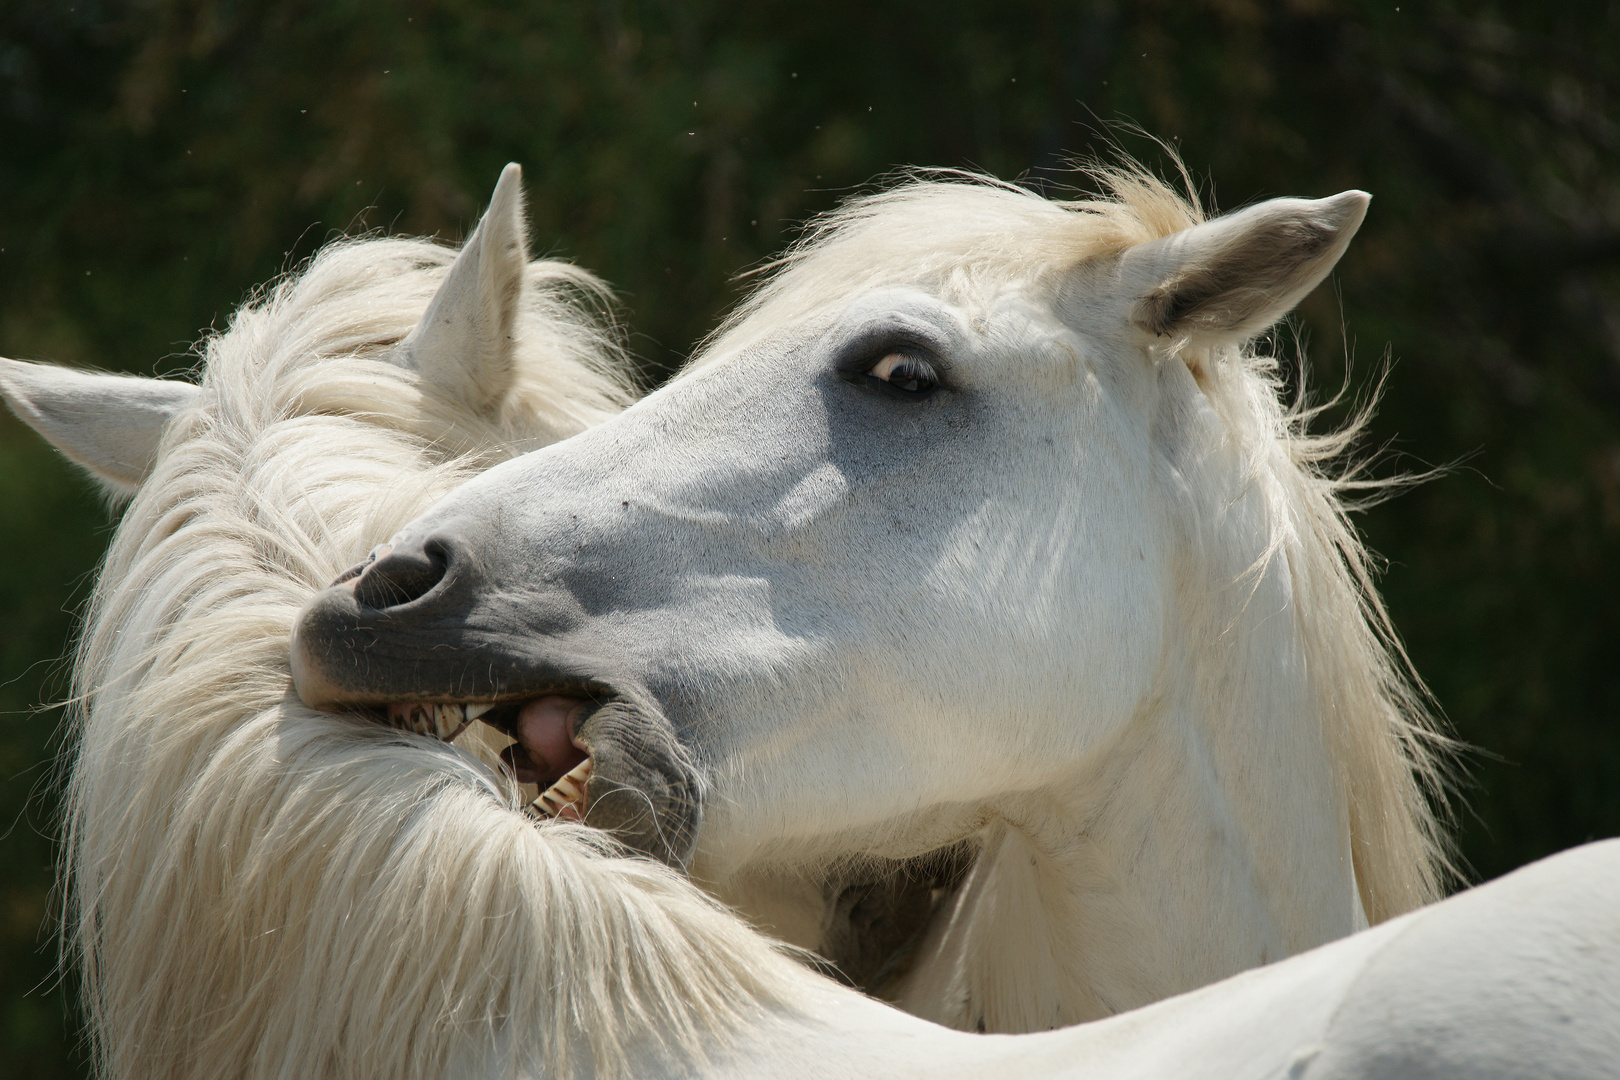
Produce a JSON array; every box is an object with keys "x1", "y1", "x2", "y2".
[{"x1": 382, "y1": 689, "x2": 703, "y2": 870}]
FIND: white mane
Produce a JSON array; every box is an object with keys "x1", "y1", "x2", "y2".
[
  {"x1": 64, "y1": 238, "x2": 801, "y2": 1079},
  {"x1": 29, "y1": 160, "x2": 1617, "y2": 1080},
  {"x1": 705, "y1": 163, "x2": 1454, "y2": 922}
]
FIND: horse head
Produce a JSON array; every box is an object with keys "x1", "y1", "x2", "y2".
[{"x1": 291, "y1": 171, "x2": 1374, "y2": 890}]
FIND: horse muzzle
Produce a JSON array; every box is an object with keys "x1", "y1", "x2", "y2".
[{"x1": 291, "y1": 551, "x2": 703, "y2": 869}]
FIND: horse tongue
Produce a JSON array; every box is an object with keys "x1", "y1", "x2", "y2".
[{"x1": 512, "y1": 695, "x2": 590, "y2": 785}]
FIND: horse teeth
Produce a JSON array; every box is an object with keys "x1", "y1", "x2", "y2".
[
  {"x1": 387, "y1": 702, "x2": 481, "y2": 742},
  {"x1": 529, "y1": 758, "x2": 593, "y2": 820},
  {"x1": 433, "y1": 703, "x2": 477, "y2": 742}
]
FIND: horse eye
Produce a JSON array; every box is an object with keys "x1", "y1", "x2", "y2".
[{"x1": 868, "y1": 353, "x2": 940, "y2": 393}]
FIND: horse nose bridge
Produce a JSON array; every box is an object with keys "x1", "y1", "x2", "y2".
[{"x1": 350, "y1": 532, "x2": 462, "y2": 611}]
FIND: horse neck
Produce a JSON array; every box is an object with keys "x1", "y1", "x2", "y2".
[{"x1": 896, "y1": 444, "x2": 1367, "y2": 1032}]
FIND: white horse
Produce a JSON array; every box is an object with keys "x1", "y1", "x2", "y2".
[
  {"x1": 292, "y1": 163, "x2": 1453, "y2": 1030},
  {"x1": 5, "y1": 164, "x2": 1618, "y2": 1080}
]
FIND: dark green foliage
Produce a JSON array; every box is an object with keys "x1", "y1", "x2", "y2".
[{"x1": 2, "y1": 2, "x2": 1615, "y2": 1073}]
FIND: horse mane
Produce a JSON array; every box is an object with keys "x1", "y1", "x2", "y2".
[
  {"x1": 700, "y1": 159, "x2": 1455, "y2": 922},
  {"x1": 65, "y1": 236, "x2": 800, "y2": 1080}
]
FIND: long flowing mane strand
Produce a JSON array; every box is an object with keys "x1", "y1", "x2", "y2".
[
  {"x1": 64, "y1": 236, "x2": 798, "y2": 1080},
  {"x1": 1261, "y1": 373, "x2": 1460, "y2": 917}
]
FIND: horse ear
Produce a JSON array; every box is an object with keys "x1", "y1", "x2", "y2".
[
  {"x1": 397, "y1": 162, "x2": 528, "y2": 416},
  {"x1": 1118, "y1": 190, "x2": 1370, "y2": 345},
  {"x1": 0, "y1": 357, "x2": 200, "y2": 498}
]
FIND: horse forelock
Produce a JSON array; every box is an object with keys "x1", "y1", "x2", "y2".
[
  {"x1": 693, "y1": 160, "x2": 1205, "y2": 369},
  {"x1": 65, "y1": 234, "x2": 797, "y2": 1080}
]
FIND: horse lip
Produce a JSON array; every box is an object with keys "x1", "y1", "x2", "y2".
[
  {"x1": 294, "y1": 578, "x2": 703, "y2": 861},
  {"x1": 291, "y1": 579, "x2": 626, "y2": 713},
  {"x1": 289, "y1": 613, "x2": 352, "y2": 711}
]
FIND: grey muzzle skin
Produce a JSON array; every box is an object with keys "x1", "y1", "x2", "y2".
[{"x1": 292, "y1": 540, "x2": 703, "y2": 869}]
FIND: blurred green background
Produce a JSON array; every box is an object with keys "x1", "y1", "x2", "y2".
[{"x1": 2, "y1": 1, "x2": 1616, "y2": 1074}]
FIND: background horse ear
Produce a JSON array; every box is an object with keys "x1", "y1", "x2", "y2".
[
  {"x1": 1119, "y1": 190, "x2": 1370, "y2": 347},
  {"x1": 0, "y1": 357, "x2": 200, "y2": 499},
  {"x1": 396, "y1": 162, "x2": 528, "y2": 416}
]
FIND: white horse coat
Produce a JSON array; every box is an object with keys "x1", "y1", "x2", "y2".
[
  {"x1": 6, "y1": 164, "x2": 1615, "y2": 1080},
  {"x1": 292, "y1": 165, "x2": 1450, "y2": 1030}
]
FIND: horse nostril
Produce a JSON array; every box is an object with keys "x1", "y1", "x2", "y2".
[
  {"x1": 330, "y1": 543, "x2": 392, "y2": 588},
  {"x1": 352, "y1": 538, "x2": 452, "y2": 610}
]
